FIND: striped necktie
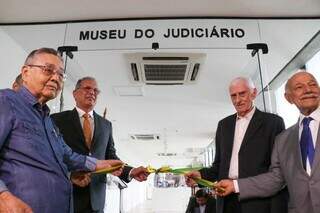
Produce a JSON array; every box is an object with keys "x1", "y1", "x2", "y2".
[{"x1": 83, "y1": 113, "x2": 92, "y2": 149}]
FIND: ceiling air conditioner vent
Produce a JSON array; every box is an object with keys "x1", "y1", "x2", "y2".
[
  {"x1": 130, "y1": 63, "x2": 139, "y2": 81},
  {"x1": 144, "y1": 64, "x2": 187, "y2": 81},
  {"x1": 157, "y1": 152, "x2": 177, "y2": 156},
  {"x1": 143, "y1": 56, "x2": 189, "y2": 60},
  {"x1": 126, "y1": 53, "x2": 205, "y2": 85},
  {"x1": 130, "y1": 134, "x2": 160, "y2": 141}
]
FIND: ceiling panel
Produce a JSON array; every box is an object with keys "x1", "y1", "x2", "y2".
[
  {"x1": 58, "y1": 48, "x2": 252, "y2": 166},
  {"x1": 0, "y1": 0, "x2": 320, "y2": 23}
]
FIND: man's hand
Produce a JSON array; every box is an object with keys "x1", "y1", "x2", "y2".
[
  {"x1": 0, "y1": 191, "x2": 33, "y2": 213},
  {"x1": 95, "y1": 159, "x2": 123, "y2": 171},
  {"x1": 111, "y1": 167, "x2": 123, "y2": 177},
  {"x1": 71, "y1": 172, "x2": 91, "y2": 187},
  {"x1": 130, "y1": 166, "x2": 149, "y2": 182},
  {"x1": 215, "y1": 179, "x2": 235, "y2": 196},
  {"x1": 184, "y1": 171, "x2": 201, "y2": 187}
]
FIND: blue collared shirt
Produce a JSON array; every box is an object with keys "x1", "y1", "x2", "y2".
[{"x1": 0, "y1": 86, "x2": 96, "y2": 213}]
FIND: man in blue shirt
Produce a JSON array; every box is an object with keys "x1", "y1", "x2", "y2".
[{"x1": 0, "y1": 48, "x2": 122, "y2": 213}]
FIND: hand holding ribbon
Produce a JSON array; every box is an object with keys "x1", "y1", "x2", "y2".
[{"x1": 148, "y1": 165, "x2": 225, "y2": 193}]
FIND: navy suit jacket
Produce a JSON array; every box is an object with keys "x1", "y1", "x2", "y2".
[{"x1": 51, "y1": 108, "x2": 132, "y2": 212}]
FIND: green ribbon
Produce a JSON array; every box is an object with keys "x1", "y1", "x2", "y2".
[
  {"x1": 146, "y1": 166, "x2": 225, "y2": 192},
  {"x1": 92, "y1": 164, "x2": 124, "y2": 175}
]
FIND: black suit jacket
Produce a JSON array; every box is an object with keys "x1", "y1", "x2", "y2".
[
  {"x1": 185, "y1": 196, "x2": 216, "y2": 213},
  {"x1": 51, "y1": 108, "x2": 132, "y2": 212},
  {"x1": 200, "y1": 109, "x2": 288, "y2": 213}
]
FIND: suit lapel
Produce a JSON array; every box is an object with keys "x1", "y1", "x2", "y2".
[
  {"x1": 311, "y1": 123, "x2": 320, "y2": 176},
  {"x1": 91, "y1": 111, "x2": 102, "y2": 152},
  {"x1": 225, "y1": 114, "x2": 237, "y2": 169},
  {"x1": 239, "y1": 109, "x2": 263, "y2": 151},
  {"x1": 71, "y1": 108, "x2": 86, "y2": 142},
  {"x1": 289, "y1": 123, "x2": 308, "y2": 175}
]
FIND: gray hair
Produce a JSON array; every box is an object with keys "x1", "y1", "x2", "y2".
[
  {"x1": 229, "y1": 77, "x2": 256, "y2": 91},
  {"x1": 24, "y1": 47, "x2": 63, "y2": 65},
  {"x1": 284, "y1": 69, "x2": 309, "y2": 93},
  {"x1": 74, "y1": 76, "x2": 97, "y2": 90}
]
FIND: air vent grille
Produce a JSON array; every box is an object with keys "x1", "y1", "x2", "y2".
[
  {"x1": 143, "y1": 57, "x2": 189, "y2": 61},
  {"x1": 130, "y1": 134, "x2": 160, "y2": 141},
  {"x1": 191, "y1": 63, "x2": 200, "y2": 81},
  {"x1": 157, "y1": 152, "x2": 177, "y2": 156},
  {"x1": 126, "y1": 53, "x2": 205, "y2": 85},
  {"x1": 131, "y1": 63, "x2": 139, "y2": 81},
  {"x1": 144, "y1": 64, "x2": 187, "y2": 81}
]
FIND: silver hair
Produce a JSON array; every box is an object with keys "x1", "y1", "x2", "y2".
[
  {"x1": 74, "y1": 76, "x2": 97, "y2": 90},
  {"x1": 24, "y1": 47, "x2": 63, "y2": 65},
  {"x1": 284, "y1": 69, "x2": 308, "y2": 93},
  {"x1": 229, "y1": 77, "x2": 256, "y2": 91}
]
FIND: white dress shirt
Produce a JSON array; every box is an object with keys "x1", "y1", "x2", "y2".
[
  {"x1": 76, "y1": 107, "x2": 94, "y2": 140},
  {"x1": 298, "y1": 106, "x2": 320, "y2": 175},
  {"x1": 228, "y1": 107, "x2": 256, "y2": 179},
  {"x1": 199, "y1": 205, "x2": 206, "y2": 213}
]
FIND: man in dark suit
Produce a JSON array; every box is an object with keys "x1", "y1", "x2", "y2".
[
  {"x1": 185, "y1": 77, "x2": 288, "y2": 213},
  {"x1": 217, "y1": 71, "x2": 320, "y2": 213},
  {"x1": 185, "y1": 189, "x2": 216, "y2": 213},
  {"x1": 51, "y1": 76, "x2": 149, "y2": 213}
]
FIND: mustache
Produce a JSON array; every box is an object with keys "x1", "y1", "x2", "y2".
[
  {"x1": 301, "y1": 93, "x2": 319, "y2": 99},
  {"x1": 85, "y1": 95, "x2": 95, "y2": 100}
]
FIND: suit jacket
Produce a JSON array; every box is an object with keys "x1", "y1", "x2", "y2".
[
  {"x1": 51, "y1": 108, "x2": 132, "y2": 212},
  {"x1": 185, "y1": 196, "x2": 216, "y2": 213},
  {"x1": 239, "y1": 121, "x2": 320, "y2": 213},
  {"x1": 200, "y1": 109, "x2": 288, "y2": 213}
]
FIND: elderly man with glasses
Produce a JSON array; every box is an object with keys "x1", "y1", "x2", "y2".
[{"x1": 0, "y1": 48, "x2": 123, "y2": 213}]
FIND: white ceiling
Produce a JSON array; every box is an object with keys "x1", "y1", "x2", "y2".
[
  {"x1": 0, "y1": 1, "x2": 319, "y2": 168},
  {"x1": 0, "y1": 0, "x2": 320, "y2": 24},
  {"x1": 59, "y1": 48, "x2": 251, "y2": 167}
]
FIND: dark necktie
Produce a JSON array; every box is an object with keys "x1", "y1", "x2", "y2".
[
  {"x1": 83, "y1": 113, "x2": 92, "y2": 149},
  {"x1": 300, "y1": 117, "x2": 315, "y2": 170}
]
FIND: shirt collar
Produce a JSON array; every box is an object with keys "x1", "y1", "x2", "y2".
[
  {"x1": 237, "y1": 106, "x2": 256, "y2": 120},
  {"x1": 299, "y1": 106, "x2": 320, "y2": 126},
  {"x1": 18, "y1": 85, "x2": 50, "y2": 116},
  {"x1": 76, "y1": 106, "x2": 94, "y2": 118}
]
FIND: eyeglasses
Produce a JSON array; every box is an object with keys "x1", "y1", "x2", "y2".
[
  {"x1": 78, "y1": 86, "x2": 100, "y2": 95},
  {"x1": 26, "y1": 64, "x2": 67, "y2": 81}
]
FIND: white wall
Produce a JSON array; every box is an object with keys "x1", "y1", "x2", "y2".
[{"x1": 151, "y1": 187, "x2": 190, "y2": 213}]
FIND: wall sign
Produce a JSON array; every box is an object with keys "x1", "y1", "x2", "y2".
[{"x1": 65, "y1": 19, "x2": 260, "y2": 50}]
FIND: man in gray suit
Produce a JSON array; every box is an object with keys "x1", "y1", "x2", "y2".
[
  {"x1": 217, "y1": 71, "x2": 320, "y2": 213},
  {"x1": 51, "y1": 76, "x2": 149, "y2": 213}
]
